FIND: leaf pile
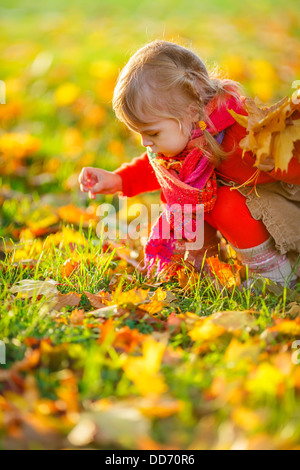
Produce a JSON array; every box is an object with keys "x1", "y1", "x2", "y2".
[{"x1": 229, "y1": 89, "x2": 300, "y2": 171}]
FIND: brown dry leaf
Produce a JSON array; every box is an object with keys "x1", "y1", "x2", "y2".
[
  {"x1": 166, "y1": 312, "x2": 182, "y2": 334},
  {"x1": 253, "y1": 278, "x2": 300, "y2": 302},
  {"x1": 177, "y1": 269, "x2": 200, "y2": 291},
  {"x1": 51, "y1": 292, "x2": 82, "y2": 311},
  {"x1": 286, "y1": 303, "x2": 300, "y2": 318},
  {"x1": 84, "y1": 291, "x2": 109, "y2": 308},
  {"x1": 0, "y1": 349, "x2": 41, "y2": 382}
]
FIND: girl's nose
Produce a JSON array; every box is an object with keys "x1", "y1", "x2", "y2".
[{"x1": 141, "y1": 135, "x2": 153, "y2": 147}]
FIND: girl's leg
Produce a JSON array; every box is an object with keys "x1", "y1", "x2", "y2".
[
  {"x1": 205, "y1": 186, "x2": 270, "y2": 248},
  {"x1": 205, "y1": 186, "x2": 297, "y2": 285},
  {"x1": 186, "y1": 221, "x2": 226, "y2": 271}
]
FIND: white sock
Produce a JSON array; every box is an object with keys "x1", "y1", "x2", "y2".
[{"x1": 231, "y1": 236, "x2": 297, "y2": 286}]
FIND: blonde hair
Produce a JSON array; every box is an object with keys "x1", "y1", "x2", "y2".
[{"x1": 113, "y1": 40, "x2": 244, "y2": 166}]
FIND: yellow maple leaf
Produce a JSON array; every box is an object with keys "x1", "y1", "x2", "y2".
[
  {"x1": 151, "y1": 287, "x2": 167, "y2": 302},
  {"x1": 228, "y1": 90, "x2": 300, "y2": 173},
  {"x1": 273, "y1": 121, "x2": 300, "y2": 171},
  {"x1": 123, "y1": 337, "x2": 167, "y2": 397},
  {"x1": 189, "y1": 318, "x2": 226, "y2": 342},
  {"x1": 113, "y1": 287, "x2": 150, "y2": 306},
  {"x1": 139, "y1": 300, "x2": 165, "y2": 314}
]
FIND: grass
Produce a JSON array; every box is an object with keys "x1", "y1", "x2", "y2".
[{"x1": 1, "y1": 223, "x2": 300, "y2": 449}]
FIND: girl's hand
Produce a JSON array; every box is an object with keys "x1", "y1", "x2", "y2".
[{"x1": 78, "y1": 167, "x2": 123, "y2": 199}]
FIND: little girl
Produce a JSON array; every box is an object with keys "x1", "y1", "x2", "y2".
[{"x1": 79, "y1": 40, "x2": 300, "y2": 287}]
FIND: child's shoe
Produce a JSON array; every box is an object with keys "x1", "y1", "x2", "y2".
[{"x1": 232, "y1": 236, "x2": 297, "y2": 288}]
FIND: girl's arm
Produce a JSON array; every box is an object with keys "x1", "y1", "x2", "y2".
[{"x1": 114, "y1": 151, "x2": 162, "y2": 197}]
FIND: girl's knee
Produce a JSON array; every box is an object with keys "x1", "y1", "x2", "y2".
[{"x1": 212, "y1": 186, "x2": 249, "y2": 227}]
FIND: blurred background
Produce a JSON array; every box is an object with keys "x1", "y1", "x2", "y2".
[{"x1": 0, "y1": 0, "x2": 299, "y2": 242}]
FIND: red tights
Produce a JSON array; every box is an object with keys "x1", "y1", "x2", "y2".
[{"x1": 204, "y1": 186, "x2": 270, "y2": 249}]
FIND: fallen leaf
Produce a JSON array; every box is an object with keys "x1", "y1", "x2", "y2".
[
  {"x1": 225, "y1": 338, "x2": 261, "y2": 364},
  {"x1": 286, "y1": 303, "x2": 300, "y2": 318},
  {"x1": 9, "y1": 279, "x2": 59, "y2": 299},
  {"x1": 51, "y1": 292, "x2": 82, "y2": 311},
  {"x1": 123, "y1": 337, "x2": 168, "y2": 397},
  {"x1": 210, "y1": 311, "x2": 259, "y2": 332},
  {"x1": 136, "y1": 396, "x2": 184, "y2": 419},
  {"x1": 113, "y1": 287, "x2": 150, "y2": 306},
  {"x1": 189, "y1": 319, "x2": 226, "y2": 342},
  {"x1": 58, "y1": 204, "x2": 97, "y2": 227},
  {"x1": 206, "y1": 256, "x2": 242, "y2": 288},
  {"x1": 113, "y1": 326, "x2": 145, "y2": 353},
  {"x1": 268, "y1": 319, "x2": 300, "y2": 336},
  {"x1": 139, "y1": 300, "x2": 165, "y2": 314},
  {"x1": 69, "y1": 309, "x2": 85, "y2": 325},
  {"x1": 86, "y1": 305, "x2": 118, "y2": 318},
  {"x1": 84, "y1": 291, "x2": 111, "y2": 308},
  {"x1": 253, "y1": 278, "x2": 300, "y2": 302},
  {"x1": 61, "y1": 258, "x2": 80, "y2": 277}
]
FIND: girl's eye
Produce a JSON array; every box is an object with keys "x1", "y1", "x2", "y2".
[{"x1": 148, "y1": 133, "x2": 159, "y2": 137}]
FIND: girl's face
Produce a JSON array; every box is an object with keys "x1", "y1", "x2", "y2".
[{"x1": 135, "y1": 114, "x2": 195, "y2": 157}]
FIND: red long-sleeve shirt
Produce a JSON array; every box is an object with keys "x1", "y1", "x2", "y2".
[{"x1": 114, "y1": 120, "x2": 300, "y2": 200}]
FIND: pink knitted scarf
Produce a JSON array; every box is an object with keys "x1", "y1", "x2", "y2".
[{"x1": 144, "y1": 91, "x2": 246, "y2": 277}]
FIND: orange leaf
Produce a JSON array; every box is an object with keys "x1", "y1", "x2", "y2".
[
  {"x1": 139, "y1": 300, "x2": 165, "y2": 315},
  {"x1": 113, "y1": 326, "x2": 145, "y2": 353},
  {"x1": 69, "y1": 308, "x2": 85, "y2": 325},
  {"x1": 84, "y1": 291, "x2": 111, "y2": 308},
  {"x1": 98, "y1": 318, "x2": 115, "y2": 344},
  {"x1": 52, "y1": 292, "x2": 82, "y2": 311},
  {"x1": 61, "y1": 258, "x2": 80, "y2": 277},
  {"x1": 207, "y1": 255, "x2": 242, "y2": 288},
  {"x1": 58, "y1": 204, "x2": 97, "y2": 226},
  {"x1": 166, "y1": 312, "x2": 182, "y2": 334}
]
